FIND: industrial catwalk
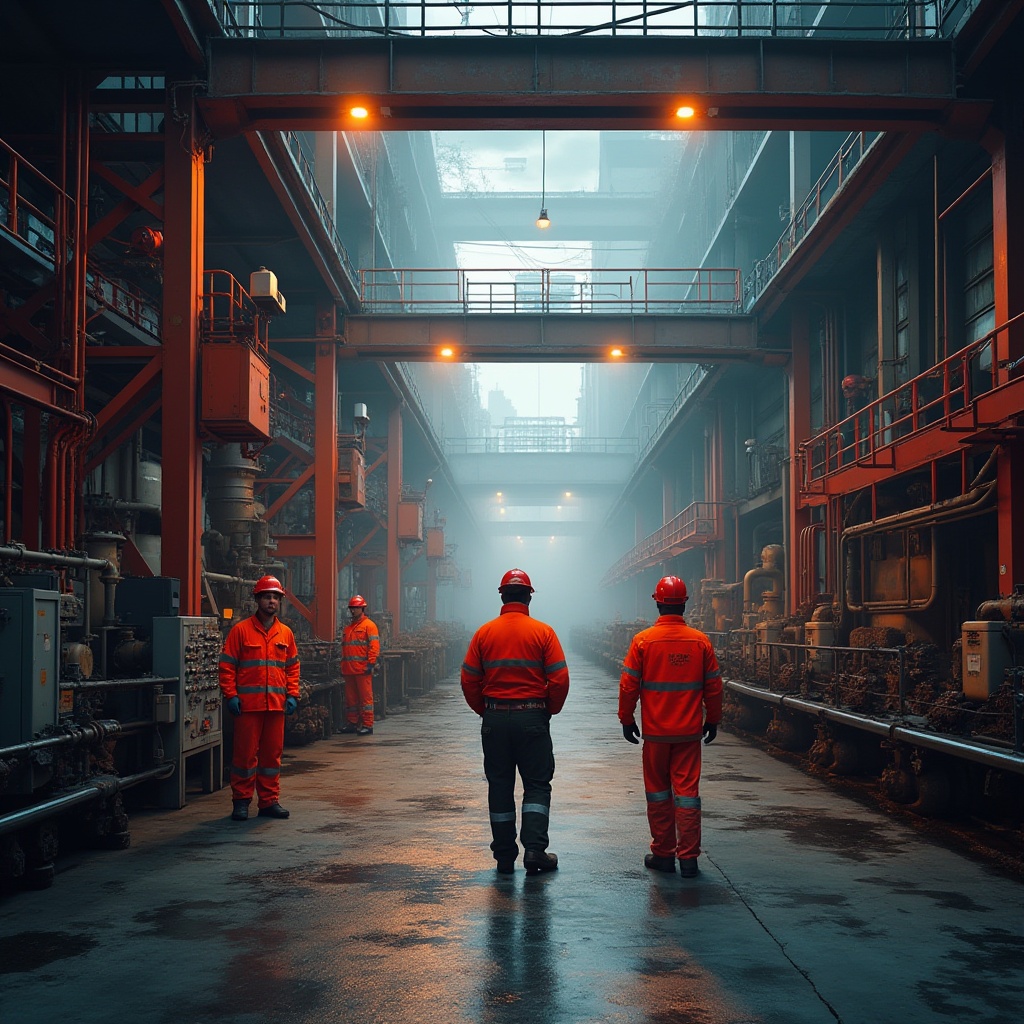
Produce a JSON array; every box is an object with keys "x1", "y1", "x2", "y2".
[{"x1": 2, "y1": 662, "x2": 1021, "y2": 1024}]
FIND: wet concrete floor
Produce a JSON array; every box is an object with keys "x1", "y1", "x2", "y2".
[{"x1": 2, "y1": 661, "x2": 1022, "y2": 1024}]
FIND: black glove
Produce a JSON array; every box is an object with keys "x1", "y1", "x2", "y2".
[
  {"x1": 622, "y1": 722, "x2": 640, "y2": 744},
  {"x1": 703, "y1": 722, "x2": 718, "y2": 744},
  {"x1": 227, "y1": 696, "x2": 242, "y2": 717},
  {"x1": 285, "y1": 696, "x2": 298, "y2": 716}
]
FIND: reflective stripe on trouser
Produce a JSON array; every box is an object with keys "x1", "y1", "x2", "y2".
[
  {"x1": 229, "y1": 710, "x2": 286, "y2": 808},
  {"x1": 481, "y1": 707, "x2": 554, "y2": 861},
  {"x1": 642, "y1": 739, "x2": 703, "y2": 860},
  {"x1": 343, "y1": 673, "x2": 374, "y2": 727}
]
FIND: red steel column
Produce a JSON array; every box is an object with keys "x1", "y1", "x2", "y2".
[
  {"x1": 314, "y1": 339, "x2": 339, "y2": 639},
  {"x1": 788, "y1": 310, "x2": 813, "y2": 616},
  {"x1": 161, "y1": 100, "x2": 205, "y2": 615},
  {"x1": 386, "y1": 402, "x2": 402, "y2": 635},
  {"x1": 991, "y1": 130, "x2": 1024, "y2": 589}
]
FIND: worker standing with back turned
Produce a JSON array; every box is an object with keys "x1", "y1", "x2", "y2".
[
  {"x1": 340, "y1": 594, "x2": 380, "y2": 735},
  {"x1": 461, "y1": 568, "x2": 570, "y2": 875},
  {"x1": 219, "y1": 575, "x2": 300, "y2": 821},
  {"x1": 619, "y1": 575, "x2": 722, "y2": 877}
]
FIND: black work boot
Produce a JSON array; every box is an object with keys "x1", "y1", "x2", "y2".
[
  {"x1": 523, "y1": 850, "x2": 558, "y2": 875},
  {"x1": 644, "y1": 853, "x2": 676, "y2": 873},
  {"x1": 231, "y1": 801, "x2": 249, "y2": 821},
  {"x1": 338, "y1": 724, "x2": 358, "y2": 734},
  {"x1": 257, "y1": 803, "x2": 290, "y2": 819},
  {"x1": 678, "y1": 858, "x2": 699, "y2": 878}
]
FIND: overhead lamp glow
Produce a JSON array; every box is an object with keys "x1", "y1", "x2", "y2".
[
  {"x1": 439, "y1": 346, "x2": 455, "y2": 358},
  {"x1": 610, "y1": 347, "x2": 624, "y2": 359},
  {"x1": 564, "y1": 491, "x2": 572, "y2": 498},
  {"x1": 675, "y1": 105, "x2": 696, "y2": 120},
  {"x1": 536, "y1": 130, "x2": 551, "y2": 229},
  {"x1": 496, "y1": 491, "x2": 503, "y2": 497},
  {"x1": 349, "y1": 106, "x2": 370, "y2": 120}
]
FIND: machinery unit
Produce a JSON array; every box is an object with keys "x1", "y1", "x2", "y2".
[
  {"x1": 961, "y1": 621, "x2": 1018, "y2": 700},
  {"x1": 426, "y1": 527, "x2": 445, "y2": 559},
  {"x1": 151, "y1": 616, "x2": 224, "y2": 809},
  {"x1": 0, "y1": 589, "x2": 60, "y2": 751},
  {"x1": 338, "y1": 446, "x2": 366, "y2": 507},
  {"x1": 805, "y1": 620, "x2": 836, "y2": 672},
  {"x1": 115, "y1": 576, "x2": 181, "y2": 633},
  {"x1": 397, "y1": 501, "x2": 424, "y2": 542},
  {"x1": 200, "y1": 342, "x2": 271, "y2": 440}
]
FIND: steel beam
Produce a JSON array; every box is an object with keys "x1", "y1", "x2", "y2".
[
  {"x1": 341, "y1": 314, "x2": 765, "y2": 362},
  {"x1": 201, "y1": 36, "x2": 982, "y2": 137}
]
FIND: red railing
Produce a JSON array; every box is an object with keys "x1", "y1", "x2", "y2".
[
  {"x1": 800, "y1": 313, "x2": 1024, "y2": 489},
  {"x1": 602, "y1": 500, "x2": 727, "y2": 585}
]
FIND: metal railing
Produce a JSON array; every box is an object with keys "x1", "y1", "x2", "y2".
[
  {"x1": 602, "y1": 499, "x2": 727, "y2": 583},
  {"x1": 745, "y1": 131, "x2": 882, "y2": 308},
  {"x1": 799, "y1": 313, "x2": 1024, "y2": 488},
  {"x1": 359, "y1": 267, "x2": 742, "y2": 314},
  {"x1": 219, "y1": 2, "x2": 947, "y2": 39},
  {"x1": 445, "y1": 435, "x2": 637, "y2": 454},
  {"x1": 281, "y1": 131, "x2": 359, "y2": 286}
]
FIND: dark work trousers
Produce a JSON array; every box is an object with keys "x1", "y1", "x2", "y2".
[{"x1": 481, "y1": 707, "x2": 554, "y2": 862}]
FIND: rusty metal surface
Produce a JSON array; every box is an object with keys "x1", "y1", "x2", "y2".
[{"x1": 1, "y1": 662, "x2": 1021, "y2": 1023}]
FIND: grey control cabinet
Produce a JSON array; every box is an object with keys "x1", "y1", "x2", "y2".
[
  {"x1": 152, "y1": 616, "x2": 225, "y2": 808},
  {"x1": 0, "y1": 589, "x2": 60, "y2": 748}
]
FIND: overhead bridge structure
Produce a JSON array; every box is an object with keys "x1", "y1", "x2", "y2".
[{"x1": 200, "y1": 34, "x2": 984, "y2": 136}]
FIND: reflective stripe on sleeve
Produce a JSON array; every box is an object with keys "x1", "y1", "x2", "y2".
[
  {"x1": 640, "y1": 681, "x2": 703, "y2": 691},
  {"x1": 622, "y1": 665, "x2": 640, "y2": 678}
]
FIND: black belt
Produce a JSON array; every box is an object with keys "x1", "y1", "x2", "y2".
[{"x1": 484, "y1": 699, "x2": 547, "y2": 711}]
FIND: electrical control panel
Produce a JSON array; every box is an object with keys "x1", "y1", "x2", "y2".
[
  {"x1": 0, "y1": 589, "x2": 60, "y2": 749},
  {"x1": 151, "y1": 616, "x2": 224, "y2": 808}
]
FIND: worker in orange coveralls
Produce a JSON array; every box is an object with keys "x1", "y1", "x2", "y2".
[
  {"x1": 340, "y1": 594, "x2": 380, "y2": 736},
  {"x1": 461, "y1": 568, "x2": 570, "y2": 876},
  {"x1": 219, "y1": 575, "x2": 301, "y2": 821},
  {"x1": 619, "y1": 575, "x2": 722, "y2": 878}
]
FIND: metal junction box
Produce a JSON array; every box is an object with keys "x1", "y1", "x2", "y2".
[
  {"x1": 152, "y1": 616, "x2": 225, "y2": 808},
  {"x1": 961, "y1": 621, "x2": 1016, "y2": 700},
  {"x1": 201, "y1": 342, "x2": 271, "y2": 441},
  {"x1": 0, "y1": 589, "x2": 60, "y2": 748}
]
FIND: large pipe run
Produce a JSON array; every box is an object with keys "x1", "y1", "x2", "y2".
[
  {"x1": 725, "y1": 679, "x2": 1024, "y2": 775},
  {"x1": 0, "y1": 764, "x2": 175, "y2": 838}
]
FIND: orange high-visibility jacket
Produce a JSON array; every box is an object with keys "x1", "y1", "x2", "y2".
[
  {"x1": 618, "y1": 614, "x2": 722, "y2": 742},
  {"x1": 461, "y1": 603, "x2": 570, "y2": 716},
  {"x1": 219, "y1": 614, "x2": 300, "y2": 712},
  {"x1": 341, "y1": 616, "x2": 380, "y2": 676}
]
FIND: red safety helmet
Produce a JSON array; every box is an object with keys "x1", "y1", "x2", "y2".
[
  {"x1": 498, "y1": 568, "x2": 534, "y2": 593},
  {"x1": 348, "y1": 594, "x2": 368, "y2": 608},
  {"x1": 253, "y1": 574, "x2": 285, "y2": 597},
  {"x1": 653, "y1": 575, "x2": 688, "y2": 605}
]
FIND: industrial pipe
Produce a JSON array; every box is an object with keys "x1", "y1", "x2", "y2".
[
  {"x1": 0, "y1": 763, "x2": 175, "y2": 838},
  {"x1": 725, "y1": 679, "x2": 1024, "y2": 774},
  {"x1": 0, "y1": 720, "x2": 121, "y2": 761},
  {"x1": 63, "y1": 676, "x2": 178, "y2": 692},
  {"x1": 975, "y1": 584, "x2": 1024, "y2": 622}
]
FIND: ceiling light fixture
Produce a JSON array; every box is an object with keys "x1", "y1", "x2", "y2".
[
  {"x1": 350, "y1": 105, "x2": 370, "y2": 120},
  {"x1": 675, "y1": 104, "x2": 696, "y2": 120},
  {"x1": 536, "y1": 130, "x2": 551, "y2": 229}
]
